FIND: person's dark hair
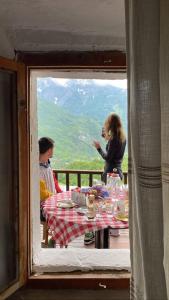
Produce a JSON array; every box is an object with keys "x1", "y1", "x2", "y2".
[{"x1": 39, "y1": 137, "x2": 54, "y2": 154}]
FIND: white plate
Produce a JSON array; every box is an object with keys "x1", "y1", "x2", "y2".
[
  {"x1": 57, "y1": 201, "x2": 76, "y2": 208},
  {"x1": 84, "y1": 216, "x2": 96, "y2": 222},
  {"x1": 76, "y1": 207, "x2": 88, "y2": 215}
]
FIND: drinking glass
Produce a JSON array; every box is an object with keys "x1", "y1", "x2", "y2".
[{"x1": 106, "y1": 203, "x2": 114, "y2": 215}]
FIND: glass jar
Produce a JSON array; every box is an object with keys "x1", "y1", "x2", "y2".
[{"x1": 86, "y1": 194, "x2": 96, "y2": 219}]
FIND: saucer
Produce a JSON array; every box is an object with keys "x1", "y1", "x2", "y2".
[{"x1": 57, "y1": 201, "x2": 75, "y2": 208}]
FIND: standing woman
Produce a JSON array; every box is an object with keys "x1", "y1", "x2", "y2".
[{"x1": 93, "y1": 113, "x2": 126, "y2": 183}]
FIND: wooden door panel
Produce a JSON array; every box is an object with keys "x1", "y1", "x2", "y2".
[{"x1": 0, "y1": 57, "x2": 28, "y2": 299}]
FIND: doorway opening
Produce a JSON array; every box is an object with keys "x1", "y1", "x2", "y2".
[{"x1": 30, "y1": 69, "x2": 130, "y2": 273}]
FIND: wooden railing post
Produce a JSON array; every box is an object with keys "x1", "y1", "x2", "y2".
[
  {"x1": 77, "y1": 173, "x2": 81, "y2": 187},
  {"x1": 124, "y1": 173, "x2": 127, "y2": 185},
  {"x1": 66, "y1": 173, "x2": 69, "y2": 191},
  {"x1": 53, "y1": 170, "x2": 128, "y2": 190},
  {"x1": 89, "y1": 173, "x2": 93, "y2": 187}
]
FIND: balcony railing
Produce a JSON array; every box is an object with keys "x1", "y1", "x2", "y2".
[{"x1": 54, "y1": 169, "x2": 128, "y2": 191}]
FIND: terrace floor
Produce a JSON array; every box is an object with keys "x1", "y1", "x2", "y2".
[{"x1": 41, "y1": 226, "x2": 129, "y2": 249}]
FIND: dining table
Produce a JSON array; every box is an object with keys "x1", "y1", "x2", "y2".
[{"x1": 42, "y1": 191, "x2": 128, "y2": 249}]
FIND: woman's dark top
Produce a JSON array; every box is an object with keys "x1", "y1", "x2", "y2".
[{"x1": 97, "y1": 135, "x2": 126, "y2": 182}]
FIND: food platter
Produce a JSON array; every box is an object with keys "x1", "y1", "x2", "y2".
[
  {"x1": 57, "y1": 201, "x2": 76, "y2": 208},
  {"x1": 115, "y1": 214, "x2": 128, "y2": 222}
]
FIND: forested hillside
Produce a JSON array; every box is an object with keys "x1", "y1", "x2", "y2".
[{"x1": 38, "y1": 78, "x2": 128, "y2": 175}]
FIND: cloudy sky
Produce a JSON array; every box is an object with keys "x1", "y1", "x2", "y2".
[{"x1": 51, "y1": 78, "x2": 127, "y2": 89}]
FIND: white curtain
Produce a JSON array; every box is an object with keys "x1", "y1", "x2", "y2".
[{"x1": 125, "y1": 0, "x2": 169, "y2": 299}]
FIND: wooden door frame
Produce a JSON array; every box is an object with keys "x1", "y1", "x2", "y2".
[
  {"x1": 16, "y1": 50, "x2": 126, "y2": 70},
  {"x1": 28, "y1": 272, "x2": 130, "y2": 289},
  {"x1": 17, "y1": 50, "x2": 130, "y2": 290},
  {"x1": 0, "y1": 57, "x2": 29, "y2": 299}
]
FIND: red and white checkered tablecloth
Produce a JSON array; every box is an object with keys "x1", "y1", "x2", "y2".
[{"x1": 42, "y1": 191, "x2": 128, "y2": 246}]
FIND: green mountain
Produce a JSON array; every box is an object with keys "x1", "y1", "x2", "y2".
[
  {"x1": 37, "y1": 78, "x2": 127, "y2": 171},
  {"x1": 38, "y1": 98, "x2": 105, "y2": 168}
]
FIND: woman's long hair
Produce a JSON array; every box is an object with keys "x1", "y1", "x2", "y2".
[{"x1": 104, "y1": 113, "x2": 126, "y2": 142}]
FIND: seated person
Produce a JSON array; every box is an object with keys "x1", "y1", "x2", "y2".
[
  {"x1": 40, "y1": 179, "x2": 53, "y2": 222},
  {"x1": 39, "y1": 137, "x2": 56, "y2": 194},
  {"x1": 39, "y1": 137, "x2": 62, "y2": 222},
  {"x1": 40, "y1": 179, "x2": 53, "y2": 202},
  {"x1": 39, "y1": 137, "x2": 62, "y2": 194}
]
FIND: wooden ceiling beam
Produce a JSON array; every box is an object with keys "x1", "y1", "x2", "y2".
[{"x1": 16, "y1": 50, "x2": 126, "y2": 69}]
